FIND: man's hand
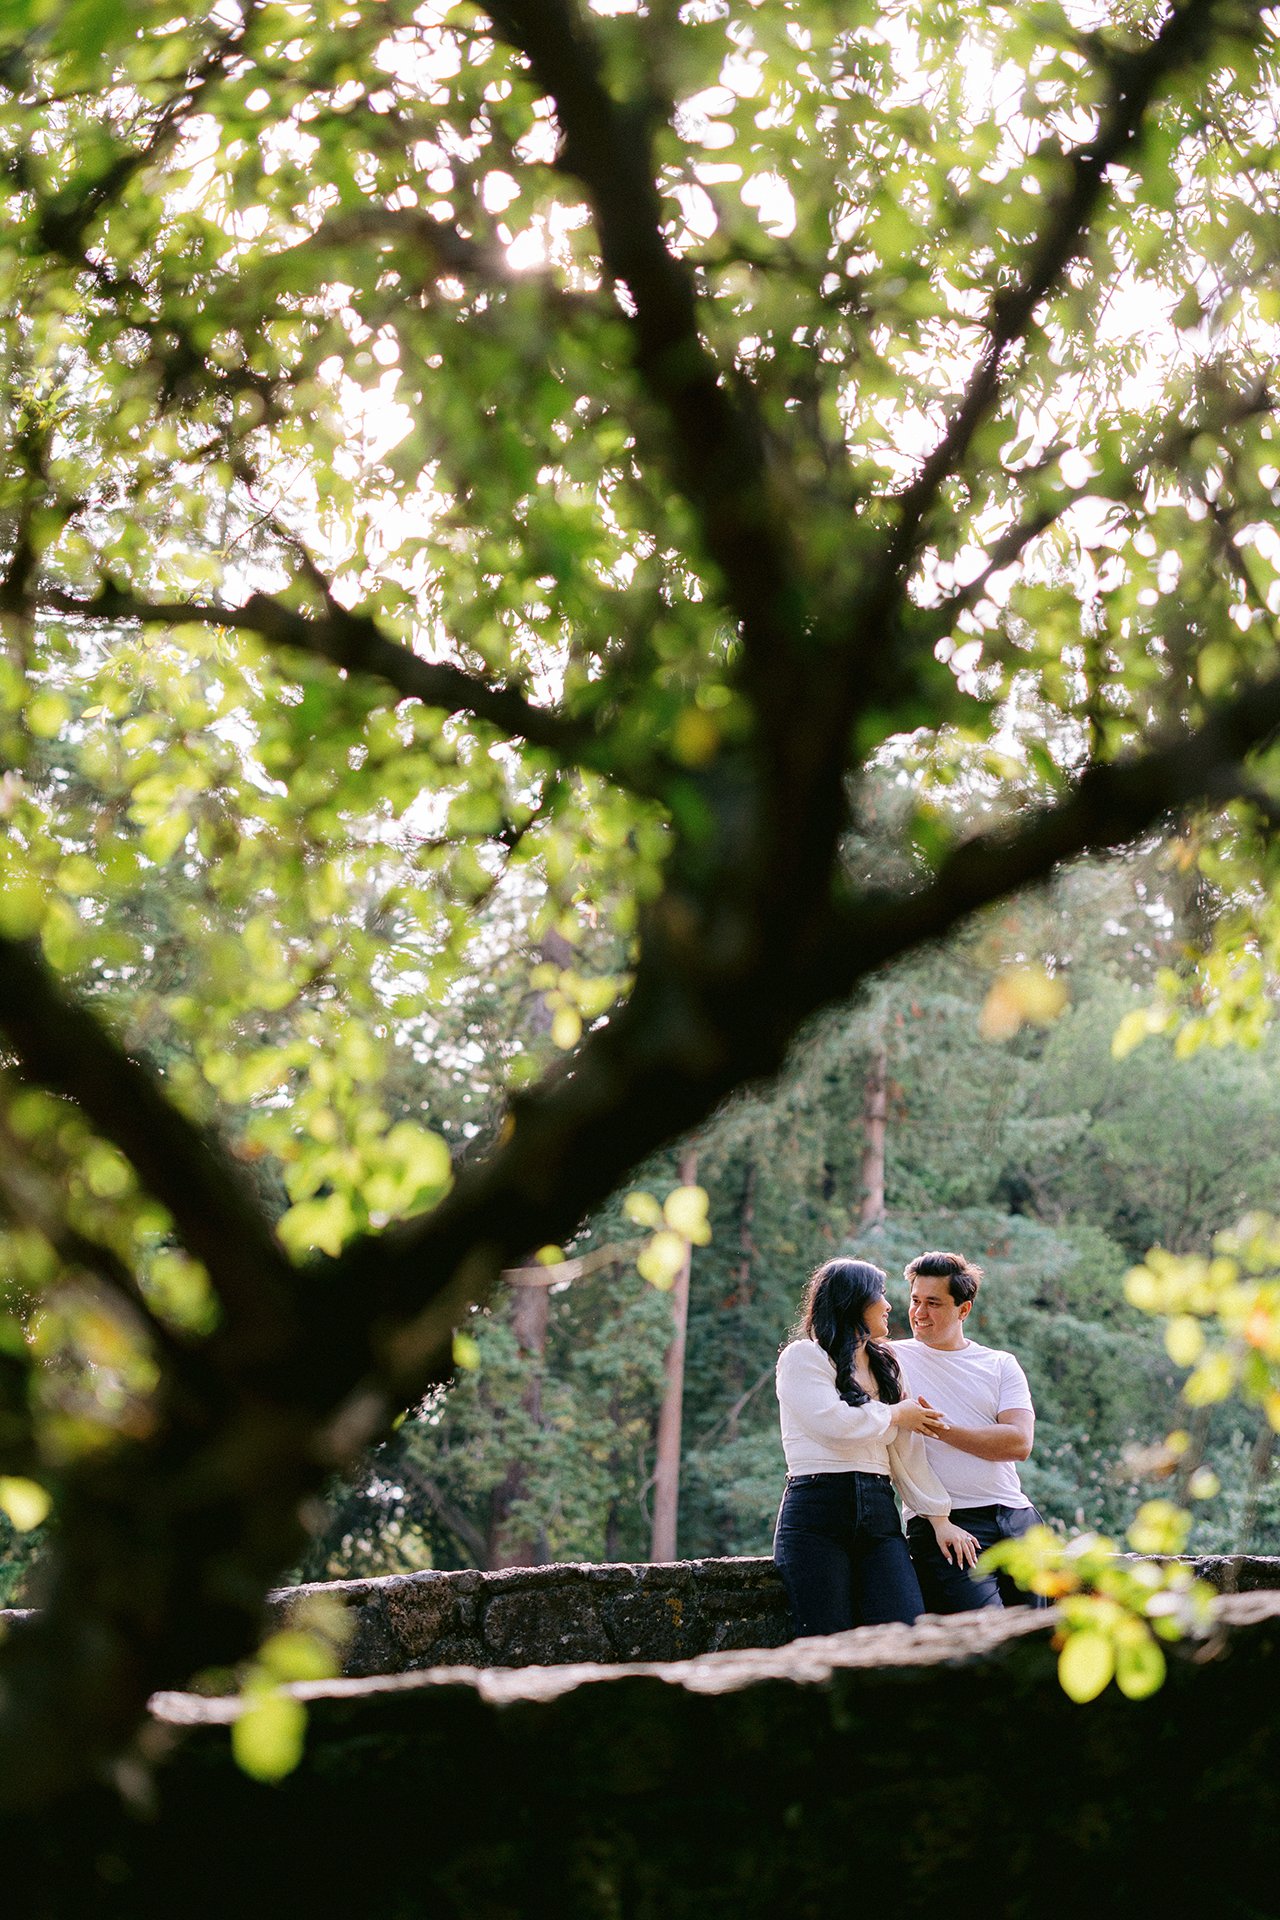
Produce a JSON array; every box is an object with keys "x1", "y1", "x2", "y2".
[{"x1": 930, "y1": 1518, "x2": 981, "y2": 1568}]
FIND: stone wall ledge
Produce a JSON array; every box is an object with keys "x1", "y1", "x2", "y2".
[
  {"x1": 152, "y1": 1586, "x2": 1280, "y2": 1723},
  {"x1": 269, "y1": 1549, "x2": 1280, "y2": 1675},
  {"x1": 10, "y1": 1589, "x2": 1280, "y2": 1917},
  {"x1": 102, "y1": 1588, "x2": 1280, "y2": 1920},
  {"x1": 5, "y1": 1551, "x2": 1278, "y2": 1680},
  {"x1": 5, "y1": 1536, "x2": 1274, "y2": 1674}
]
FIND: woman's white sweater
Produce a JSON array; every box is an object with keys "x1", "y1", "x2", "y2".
[{"x1": 775, "y1": 1338, "x2": 951, "y2": 1518}]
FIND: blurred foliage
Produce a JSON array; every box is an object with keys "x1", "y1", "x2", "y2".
[
  {"x1": 0, "y1": 1511, "x2": 46, "y2": 1608},
  {"x1": 980, "y1": 1522, "x2": 1215, "y2": 1702},
  {"x1": 228, "y1": 1590, "x2": 352, "y2": 1782}
]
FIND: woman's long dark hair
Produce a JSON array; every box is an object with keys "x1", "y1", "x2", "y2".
[{"x1": 796, "y1": 1258, "x2": 906, "y2": 1407}]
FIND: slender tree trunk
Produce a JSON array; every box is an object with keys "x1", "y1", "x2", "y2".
[
  {"x1": 604, "y1": 1393, "x2": 623, "y2": 1563},
  {"x1": 650, "y1": 1148, "x2": 697, "y2": 1563},
  {"x1": 724, "y1": 1159, "x2": 756, "y2": 1443},
  {"x1": 1235, "y1": 1422, "x2": 1275, "y2": 1568},
  {"x1": 736, "y1": 1159, "x2": 756, "y2": 1303},
  {"x1": 859, "y1": 1042, "x2": 888, "y2": 1228},
  {"x1": 513, "y1": 1283, "x2": 549, "y2": 1424},
  {"x1": 490, "y1": 1279, "x2": 551, "y2": 1568}
]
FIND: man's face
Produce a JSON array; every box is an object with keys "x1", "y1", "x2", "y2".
[{"x1": 908, "y1": 1275, "x2": 971, "y2": 1348}]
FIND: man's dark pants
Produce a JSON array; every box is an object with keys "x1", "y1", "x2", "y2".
[{"x1": 907, "y1": 1504, "x2": 1051, "y2": 1612}]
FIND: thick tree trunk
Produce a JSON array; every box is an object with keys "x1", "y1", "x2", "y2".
[
  {"x1": 650, "y1": 1149, "x2": 697, "y2": 1563},
  {"x1": 859, "y1": 1042, "x2": 888, "y2": 1229}
]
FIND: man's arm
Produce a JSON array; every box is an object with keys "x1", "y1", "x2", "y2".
[{"x1": 919, "y1": 1402, "x2": 1034, "y2": 1461}]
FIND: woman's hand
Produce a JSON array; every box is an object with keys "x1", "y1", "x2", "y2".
[
  {"x1": 930, "y1": 1519, "x2": 981, "y2": 1569},
  {"x1": 891, "y1": 1397, "x2": 947, "y2": 1437}
]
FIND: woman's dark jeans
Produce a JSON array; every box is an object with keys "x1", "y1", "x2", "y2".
[{"x1": 773, "y1": 1470, "x2": 924, "y2": 1637}]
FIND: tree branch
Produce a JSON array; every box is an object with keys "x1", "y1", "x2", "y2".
[
  {"x1": 817, "y1": 669, "x2": 1280, "y2": 999},
  {"x1": 901, "y1": 383, "x2": 1275, "y2": 682},
  {"x1": 501, "y1": 1239, "x2": 643, "y2": 1287},
  {"x1": 396, "y1": 1458, "x2": 490, "y2": 1570},
  {"x1": 261, "y1": 205, "x2": 506, "y2": 286},
  {"x1": 34, "y1": 581, "x2": 599, "y2": 765},
  {"x1": 877, "y1": 0, "x2": 1244, "y2": 592},
  {"x1": 485, "y1": 0, "x2": 806, "y2": 708},
  {"x1": 0, "y1": 939, "x2": 297, "y2": 1363},
  {"x1": 336, "y1": 652, "x2": 1280, "y2": 1383},
  {"x1": 5, "y1": 595, "x2": 1279, "y2": 1807}
]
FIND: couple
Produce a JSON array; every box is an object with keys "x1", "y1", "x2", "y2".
[{"x1": 773, "y1": 1250, "x2": 1047, "y2": 1636}]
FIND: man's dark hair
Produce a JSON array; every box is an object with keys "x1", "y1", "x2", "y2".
[{"x1": 905, "y1": 1249, "x2": 984, "y2": 1307}]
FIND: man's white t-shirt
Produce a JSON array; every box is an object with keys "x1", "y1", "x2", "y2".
[{"x1": 892, "y1": 1338, "x2": 1034, "y2": 1517}]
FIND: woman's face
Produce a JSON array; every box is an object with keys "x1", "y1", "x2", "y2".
[{"x1": 862, "y1": 1290, "x2": 891, "y2": 1341}]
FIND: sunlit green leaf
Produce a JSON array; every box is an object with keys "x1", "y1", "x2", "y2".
[
  {"x1": 0, "y1": 1478, "x2": 52, "y2": 1533},
  {"x1": 1058, "y1": 1629, "x2": 1115, "y2": 1704},
  {"x1": 231, "y1": 1689, "x2": 308, "y2": 1782}
]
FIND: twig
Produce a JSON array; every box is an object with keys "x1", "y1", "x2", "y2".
[{"x1": 502, "y1": 1239, "x2": 643, "y2": 1288}]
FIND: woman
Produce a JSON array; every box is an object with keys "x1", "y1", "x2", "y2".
[{"x1": 773, "y1": 1257, "x2": 979, "y2": 1637}]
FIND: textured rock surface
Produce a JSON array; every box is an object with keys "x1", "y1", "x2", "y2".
[
  {"x1": 5, "y1": 1554, "x2": 1277, "y2": 1673},
  {"x1": 274, "y1": 1554, "x2": 796, "y2": 1674},
  {"x1": 13, "y1": 1589, "x2": 1279, "y2": 1918},
  {"x1": 265, "y1": 1551, "x2": 1280, "y2": 1675}
]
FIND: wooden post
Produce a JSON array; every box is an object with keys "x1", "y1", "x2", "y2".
[{"x1": 650, "y1": 1148, "x2": 697, "y2": 1563}]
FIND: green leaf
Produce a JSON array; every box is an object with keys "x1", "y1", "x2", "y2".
[
  {"x1": 1111, "y1": 1007, "x2": 1165, "y2": 1060},
  {"x1": 637, "y1": 1229, "x2": 686, "y2": 1289},
  {"x1": 452, "y1": 1330, "x2": 481, "y2": 1370},
  {"x1": 1114, "y1": 1630, "x2": 1166, "y2": 1701},
  {"x1": 624, "y1": 1191, "x2": 664, "y2": 1229},
  {"x1": 141, "y1": 810, "x2": 192, "y2": 866},
  {"x1": 551, "y1": 1004, "x2": 582, "y2": 1049},
  {"x1": 1126, "y1": 1500, "x2": 1192, "y2": 1555},
  {"x1": 25, "y1": 692, "x2": 70, "y2": 739},
  {"x1": 231, "y1": 1689, "x2": 308, "y2": 1782},
  {"x1": 0, "y1": 876, "x2": 45, "y2": 938},
  {"x1": 663, "y1": 1184, "x2": 712, "y2": 1245},
  {"x1": 1183, "y1": 1351, "x2": 1235, "y2": 1406},
  {"x1": 1164, "y1": 1316, "x2": 1204, "y2": 1367},
  {"x1": 258, "y1": 1630, "x2": 339, "y2": 1685},
  {"x1": 278, "y1": 1192, "x2": 357, "y2": 1258},
  {"x1": 1058, "y1": 1629, "x2": 1115, "y2": 1704},
  {"x1": 0, "y1": 1477, "x2": 51, "y2": 1532}
]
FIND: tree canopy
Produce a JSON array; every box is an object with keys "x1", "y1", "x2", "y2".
[{"x1": 2, "y1": 0, "x2": 1280, "y2": 1802}]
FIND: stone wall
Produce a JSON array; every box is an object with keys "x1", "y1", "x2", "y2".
[
  {"x1": 13, "y1": 1588, "x2": 1280, "y2": 1919},
  {"x1": 277, "y1": 1555, "x2": 792, "y2": 1675},
  {"x1": 273, "y1": 1550, "x2": 1280, "y2": 1676},
  {"x1": 7, "y1": 1555, "x2": 1278, "y2": 1677}
]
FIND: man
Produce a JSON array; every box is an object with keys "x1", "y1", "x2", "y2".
[{"x1": 892, "y1": 1249, "x2": 1049, "y2": 1612}]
